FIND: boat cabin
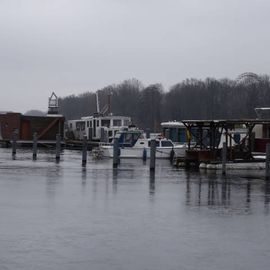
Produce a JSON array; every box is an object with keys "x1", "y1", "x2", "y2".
[{"x1": 66, "y1": 115, "x2": 131, "y2": 142}]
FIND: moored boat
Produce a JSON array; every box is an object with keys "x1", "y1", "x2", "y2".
[{"x1": 99, "y1": 128, "x2": 187, "y2": 159}]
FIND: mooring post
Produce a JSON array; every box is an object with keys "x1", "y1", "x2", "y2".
[
  {"x1": 113, "y1": 137, "x2": 119, "y2": 168},
  {"x1": 150, "y1": 139, "x2": 156, "y2": 171},
  {"x1": 265, "y1": 143, "x2": 270, "y2": 178},
  {"x1": 222, "y1": 142, "x2": 227, "y2": 175},
  {"x1": 82, "y1": 135, "x2": 87, "y2": 166},
  {"x1": 55, "y1": 133, "x2": 61, "y2": 161},
  {"x1": 11, "y1": 131, "x2": 17, "y2": 159},
  {"x1": 32, "y1": 132, "x2": 38, "y2": 160},
  {"x1": 142, "y1": 148, "x2": 147, "y2": 162}
]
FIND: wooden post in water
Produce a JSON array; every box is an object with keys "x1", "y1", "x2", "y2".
[
  {"x1": 32, "y1": 132, "x2": 38, "y2": 160},
  {"x1": 145, "y1": 128, "x2": 150, "y2": 139},
  {"x1": 265, "y1": 143, "x2": 270, "y2": 178},
  {"x1": 142, "y1": 148, "x2": 147, "y2": 162},
  {"x1": 222, "y1": 142, "x2": 227, "y2": 175},
  {"x1": 150, "y1": 139, "x2": 156, "y2": 171},
  {"x1": 113, "y1": 137, "x2": 119, "y2": 168},
  {"x1": 55, "y1": 133, "x2": 61, "y2": 161},
  {"x1": 11, "y1": 131, "x2": 17, "y2": 159},
  {"x1": 82, "y1": 135, "x2": 87, "y2": 166}
]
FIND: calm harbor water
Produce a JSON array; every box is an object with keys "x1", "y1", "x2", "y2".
[{"x1": 0, "y1": 148, "x2": 270, "y2": 270}]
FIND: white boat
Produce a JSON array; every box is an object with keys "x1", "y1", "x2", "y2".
[{"x1": 99, "y1": 129, "x2": 187, "y2": 159}]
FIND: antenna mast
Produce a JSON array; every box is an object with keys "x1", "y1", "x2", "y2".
[{"x1": 96, "y1": 91, "x2": 100, "y2": 114}]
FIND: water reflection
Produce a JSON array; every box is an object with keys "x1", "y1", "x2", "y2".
[
  {"x1": 112, "y1": 168, "x2": 118, "y2": 193},
  {"x1": 185, "y1": 171, "x2": 191, "y2": 205},
  {"x1": 207, "y1": 175, "x2": 219, "y2": 206},
  {"x1": 81, "y1": 167, "x2": 87, "y2": 186},
  {"x1": 221, "y1": 177, "x2": 231, "y2": 207},
  {"x1": 149, "y1": 171, "x2": 155, "y2": 196},
  {"x1": 264, "y1": 181, "x2": 270, "y2": 214},
  {"x1": 183, "y1": 171, "x2": 270, "y2": 215},
  {"x1": 46, "y1": 164, "x2": 62, "y2": 199}
]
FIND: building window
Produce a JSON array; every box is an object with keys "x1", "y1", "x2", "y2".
[
  {"x1": 101, "y1": 119, "x2": 110, "y2": 128},
  {"x1": 113, "y1": 119, "x2": 122, "y2": 126}
]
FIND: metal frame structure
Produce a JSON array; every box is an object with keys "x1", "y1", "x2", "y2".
[{"x1": 181, "y1": 119, "x2": 270, "y2": 161}]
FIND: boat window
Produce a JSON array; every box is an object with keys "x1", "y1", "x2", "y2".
[
  {"x1": 101, "y1": 119, "x2": 110, "y2": 128},
  {"x1": 125, "y1": 133, "x2": 133, "y2": 144},
  {"x1": 148, "y1": 140, "x2": 160, "y2": 147},
  {"x1": 76, "y1": 121, "x2": 85, "y2": 131},
  {"x1": 123, "y1": 119, "x2": 130, "y2": 126},
  {"x1": 97, "y1": 120, "x2": 99, "y2": 127},
  {"x1": 87, "y1": 121, "x2": 89, "y2": 128},
  {"x1": 90, "y1": 121, "x2": 92, "y2": 128},
  {"x1": 113, "y1": 119, "x2": 122, "y2": 126},
  {"x1": 161, "y1": 140, "x2": 173, "y2": 147},
  {"x1": 118, "y1": 132, "x2": 142, "y2": 147}
]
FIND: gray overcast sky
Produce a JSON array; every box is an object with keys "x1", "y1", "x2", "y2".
[{"x1": 0, "y1": 0, "x2": 269, "y2": 113}]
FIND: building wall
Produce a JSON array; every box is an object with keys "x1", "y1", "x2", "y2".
[
  {"x1": 21, "y1": 115, "x2": 65, "y2": 140},
  {"x1": 0, "y1": 113, "x2": 21, "y2": 140},
  {"x1": 0, "y1": 113, "x2": 65, "y2": 141}
]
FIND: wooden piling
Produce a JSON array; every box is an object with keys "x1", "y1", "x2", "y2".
[
  {"x1": 55, "y1": 133, "x2": 61, "y2": 161},
  {"x1": 142, "y1": 148, "x2": 147, "y2": 161},
  {"x1": 82, "y1": 135, "x2": 87, "y2": 166},
  {"x1": 266, "y1": 143, "x2": 270, "y2": 178},
  {"x1": 222, "y1": 142, "x2": 227, "y2": 175},
  {"x1": 113, "y1": 137, "x2": 119, "y2": 168},
  {"x1": 32, "y1": 132, "x2": 38, "y2": 160},
  {"x1": 11, "y1": 132, "x2": 17, "y2": 159},
  {"x1": 150, "y1": 139, "x2": 156, "y2": 171}
]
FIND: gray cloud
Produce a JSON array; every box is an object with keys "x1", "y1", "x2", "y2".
[{"x1": 0, "y1": 0, "x2": 269, "y2": 112}]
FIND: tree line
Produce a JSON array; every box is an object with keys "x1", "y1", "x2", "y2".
[{"x1": 59, "y1": 75, "x2": 270, "y2": 132}]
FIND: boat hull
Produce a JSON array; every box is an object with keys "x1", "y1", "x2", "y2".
[{"x1": 100, "y1": 145, "x2": 186, "y2": 159}]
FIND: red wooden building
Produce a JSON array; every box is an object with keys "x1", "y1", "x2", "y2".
[{"x1": 0, "y1": 112, "x2": 65, "y2": 141}]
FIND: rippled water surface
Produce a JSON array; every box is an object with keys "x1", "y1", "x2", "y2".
[{"x1": 1, "y1": 148, "x2": 270, "y2": 270}]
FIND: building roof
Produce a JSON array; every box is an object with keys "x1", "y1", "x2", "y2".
[{"x1": 181, "y1": 119, "x2": 270, "y2": 126}]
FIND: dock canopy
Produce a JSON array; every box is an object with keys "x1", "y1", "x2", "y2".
[{"x1": 181, "y1": 119, "x2": 270, "y2": 161}]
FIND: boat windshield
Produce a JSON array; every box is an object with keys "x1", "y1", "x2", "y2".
[{"x1": 118, "y1": 131, "x2": 142, "y2": 147}]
